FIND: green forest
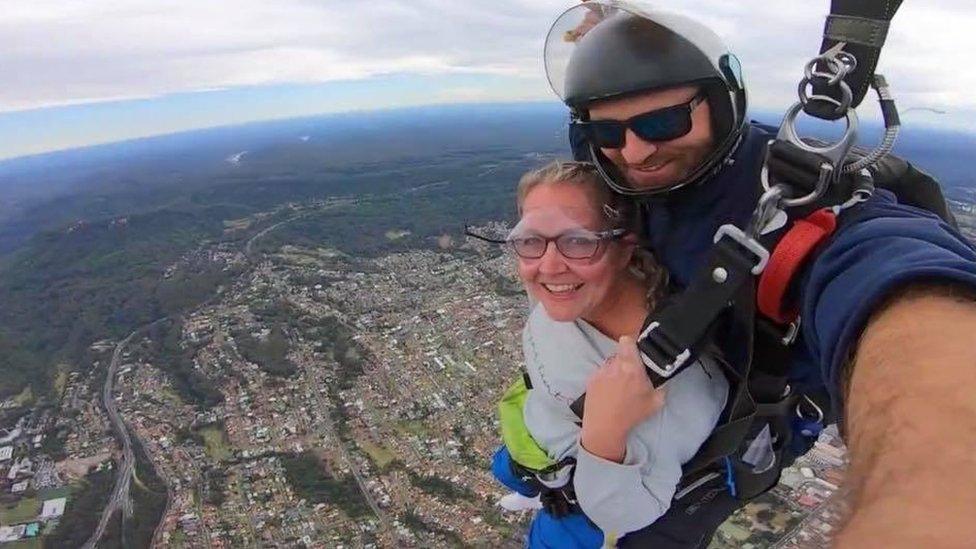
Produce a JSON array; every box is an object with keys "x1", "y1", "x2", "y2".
[{"x1": 0, "y1": 141, "x2": 536, "y2": 401}]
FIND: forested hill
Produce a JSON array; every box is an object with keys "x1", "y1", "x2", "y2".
[{"x1": 0, "y1": 103, "x2": 567, "y2": 399}]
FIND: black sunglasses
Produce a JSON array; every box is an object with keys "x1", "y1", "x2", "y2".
[
  {"x1": 573, "y1": 92, "x2": 705, "y2": 148},
  {"x1": 465, "y1": 226, "x2": 627, "y2": 260}
]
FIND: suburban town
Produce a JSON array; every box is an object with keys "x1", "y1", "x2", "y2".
[{"x1": 0, "y1": 191, "x2": 972, "y2": 548}]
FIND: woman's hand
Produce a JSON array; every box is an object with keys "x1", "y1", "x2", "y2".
[{"x1": 580, "y1": 336, "x2": 666, "y2": 462}]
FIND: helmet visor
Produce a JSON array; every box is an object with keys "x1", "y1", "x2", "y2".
[
  {"x1": 544, "y1": 2, "x2": 735, "y2": 107},
  {"x1": 544, "y1": 2, "x2": 621, "y2": 103}
]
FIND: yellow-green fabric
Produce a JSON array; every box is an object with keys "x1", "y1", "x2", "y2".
[{"x1": 498, "y1": 376, "x2": 555, "y2": 472}]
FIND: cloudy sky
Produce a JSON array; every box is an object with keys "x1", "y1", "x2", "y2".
[{"x1": 1, "y1": 0, "x2": 973, "y2": 160}]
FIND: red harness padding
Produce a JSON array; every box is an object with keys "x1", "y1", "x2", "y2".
[{"x1": 758, "y1": 208, "x2": 838, "y2": 324}]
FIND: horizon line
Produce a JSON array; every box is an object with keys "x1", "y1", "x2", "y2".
[
  {"x1": 0, "y1": 99, "x2": 568, "y2": 165},
  {"x1": 1, "y1": 100, "x2": 971, "y2": 166}
]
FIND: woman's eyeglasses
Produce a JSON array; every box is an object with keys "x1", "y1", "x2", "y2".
[
  {"x1": 572, "y1": 92, "x2": 705, "y2": 148},
  {"x1": 465, "y1": 226, "x2": 627, "y2": 260}
]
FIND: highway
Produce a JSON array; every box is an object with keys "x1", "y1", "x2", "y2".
[
  {"x1": 85, "y1": 196, "x2": 374, "y2": 546},
  {"x1": 243, "y1": 198, "x2": 353, "y2": 258},
  {"x1": 83, "y1": 328, "x2": 139, "y2": 549},
  {"x1": 84, "y1": 319, "x2": 166, "y2": 549}
]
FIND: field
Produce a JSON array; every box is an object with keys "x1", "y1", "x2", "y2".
[
  {"x1": 198, "y1": 424, "x2": 233, "y2": 462},
  {"x1": 357, "y1": 439, "x2": 396, "y2": 470},
  {"x1": 0, "y1": 497, "x2": 39, "y2": 524}
]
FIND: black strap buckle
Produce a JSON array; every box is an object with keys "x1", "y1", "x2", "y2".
[
  {"x1": 637, "y1": 321, "x2": 691, "y2": 379},
  {"x1": 714, "y1": 224, "x2": 770, "y2": 274},
  {"x1": 636, "y1": 225, "x2": 768, "y2": 387},
  {"x1": 539, "y1": 485, "x2": 580, "y2": 518}
]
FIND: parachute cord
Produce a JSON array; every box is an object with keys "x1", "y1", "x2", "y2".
[{"x1": 844, "y1": 75, "x2": 900, "y2": 174}]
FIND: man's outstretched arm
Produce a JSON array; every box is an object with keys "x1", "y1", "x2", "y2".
[{"x1": 835, "y1": 285, "x2": 976, "y2": 547}]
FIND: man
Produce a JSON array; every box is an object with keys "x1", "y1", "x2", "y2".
[{"x1": 498, "y1": 2, "x2": 976, "y2": 547}]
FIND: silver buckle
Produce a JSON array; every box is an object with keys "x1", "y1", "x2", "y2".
[
  {"x1": 637, "y1": 321, "x2": 691, "y2": 379},
  {"x1": 782, "y1": 318, "x2": 802, "y2": 346},
  {"x1": 713, "y1": 224, "x2": 770, "y2": 275}
]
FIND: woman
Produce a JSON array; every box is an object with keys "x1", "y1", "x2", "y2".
[{"x1": 482, "y1": 161, "x2": 728, "y2": 547}]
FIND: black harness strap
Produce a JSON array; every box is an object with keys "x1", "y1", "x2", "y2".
[
  {"x1": 569, "y1": 234, "x2": 763, "y2": 419},
  {"x1": 638, "y1": 237, "x2": 757, "y2": 386},
  {"x1": 806, "y1": 0, "x2": 904, "y2": 120},
  {"x1": 669, "y1": 238, "x2": 760, "y2": 478}
]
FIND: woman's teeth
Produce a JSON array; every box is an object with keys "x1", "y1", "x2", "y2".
[{"x1": 542, "y1": 283, "x2": 583, "y2": 294}]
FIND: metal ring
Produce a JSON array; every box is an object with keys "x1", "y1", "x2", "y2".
[
  {"x1": 795, "y1": 395, "x2": 825, "y2": 424},
  {"x1": 773, "y1": 101, "x2": 860, "y2": 206},
  {"x1": 757, "y1": 179, "x2": 785, "y2": 202},
  {"x1": 803, "y1": 56, "x2": 847, "y2": 87},
  {"x1": 750, "y1": 183, "x2": 786, "y2": 235},
  {"x1": 809, "y1": 70, "x2": 849, "y2": 89},
  {"x1": 777, "y1": 102, "x2": 859, "y2": 167},
  {"x1": 782, "y1": 165, "x2": 832, "y2": 208},
  {"x1": 798, "y1": 78, "x2": 853, "y2": 115},
  {"x1": 803, "y1": 94, "x2": 843, "y2": 108}
]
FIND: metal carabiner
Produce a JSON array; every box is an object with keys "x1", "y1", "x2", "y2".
[
  {"x1": 795, "y1": 394, "x2": 825, "y2": 424},
  {"x1": 748, "y1": 185, "x2": 785, "y2": 236},
  {"x1": 759, "y1": 148, "x2": 837, "y2": 210},
  {"x1": 777, "y1": 102, "x2": 858, "y2": 178},
  {"x1": 762, "y1": 41, "x2": 860, "y2": 209},
  {"x1": 803, "y1": 42, "x2": 854, "y2": 88},
  {"x1": 831, "y1": 168, "x2": 875, "y2": 214}
]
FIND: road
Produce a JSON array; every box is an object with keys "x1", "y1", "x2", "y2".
[
  {"x1": 87, "y1": 196, "x2": 375, "y2": 546},
  {"x1": 303, "y1": 341, "x2": 393, "y2": 539},
  {"x1": 84, "y1": 319, "x2": 166, "y2": 549},
  {"x1": 83, "y1": 328, "x2": 140, "y2": 549},
  {"x1": 244, "y1": 198, "x2": 353, "y2": 258}
]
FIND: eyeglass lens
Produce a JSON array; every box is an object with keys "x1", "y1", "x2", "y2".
[{"x1": 512, "y1": 234, "x2": 602, "y2": 259}]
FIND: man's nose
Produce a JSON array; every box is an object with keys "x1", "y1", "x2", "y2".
[
  {"x1": 619, "y1": 128, "x2": 659, "y2": 165},
  {"x1": 537, "y1": 242, "x2": 568, "y2": 273}
]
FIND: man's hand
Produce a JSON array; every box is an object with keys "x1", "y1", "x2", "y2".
[
  {"x1": 835, "y1": 285, "x2": 976, "y2": 547},
  {"x1": 580, "y1": 336, "x2": 666, "y2": 463}
]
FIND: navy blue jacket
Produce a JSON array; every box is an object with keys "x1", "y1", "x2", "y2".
[{"x1": 642, "y1": 123, "x2": 976, "y2": 407}]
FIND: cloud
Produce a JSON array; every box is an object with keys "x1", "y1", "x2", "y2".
[
  {"x1": 0, "y1": 0, "x2": 562, "y2": 112},
  {"x1": 1, "y1": 0, "x2": 973, "y2": 128}
]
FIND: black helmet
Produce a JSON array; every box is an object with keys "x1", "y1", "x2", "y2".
[{"x1": 545, "y1": 1, "x2": 748, "y2": 195}]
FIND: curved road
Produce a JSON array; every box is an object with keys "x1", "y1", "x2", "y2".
[
  {"x1": 84, "y1": 319, "x2": 166, "y2": 549},
  {"x1": 83, "y1": 328, "x2": 141, "y2": 549},
  {"x1": 86, "y1": 204, "x2": 326, "y2": 547}
]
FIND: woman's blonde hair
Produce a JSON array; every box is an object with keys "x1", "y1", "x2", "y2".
[{"x1": 516, "y1": 160, "x2": 668, "y2": 310}]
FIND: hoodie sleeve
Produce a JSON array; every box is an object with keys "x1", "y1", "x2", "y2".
[
  {"x1": 572, "y1": 358, "x2": 728, "y2": 536},
  {"x1": 800, "y1": 192, "x2": 976, "y2": 409}
]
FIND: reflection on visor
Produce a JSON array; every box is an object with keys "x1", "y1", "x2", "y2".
[
  {"x1": 544, "y1": 2, "x2": 730, "y2": 104},
  {"x1": 561, "y1": 3, "x2": 616, "y2": 43},
  {"x1": 544, "y1": 1, "x2": 622, "y2": 101}
]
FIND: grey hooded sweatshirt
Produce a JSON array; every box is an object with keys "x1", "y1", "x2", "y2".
[{"x1": 522, "y1": 304, "x2": 728, "y2": 537}]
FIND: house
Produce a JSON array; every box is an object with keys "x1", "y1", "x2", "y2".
[{"x1": 40, "y1": 497, "x2": 66, "y2": 520}]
